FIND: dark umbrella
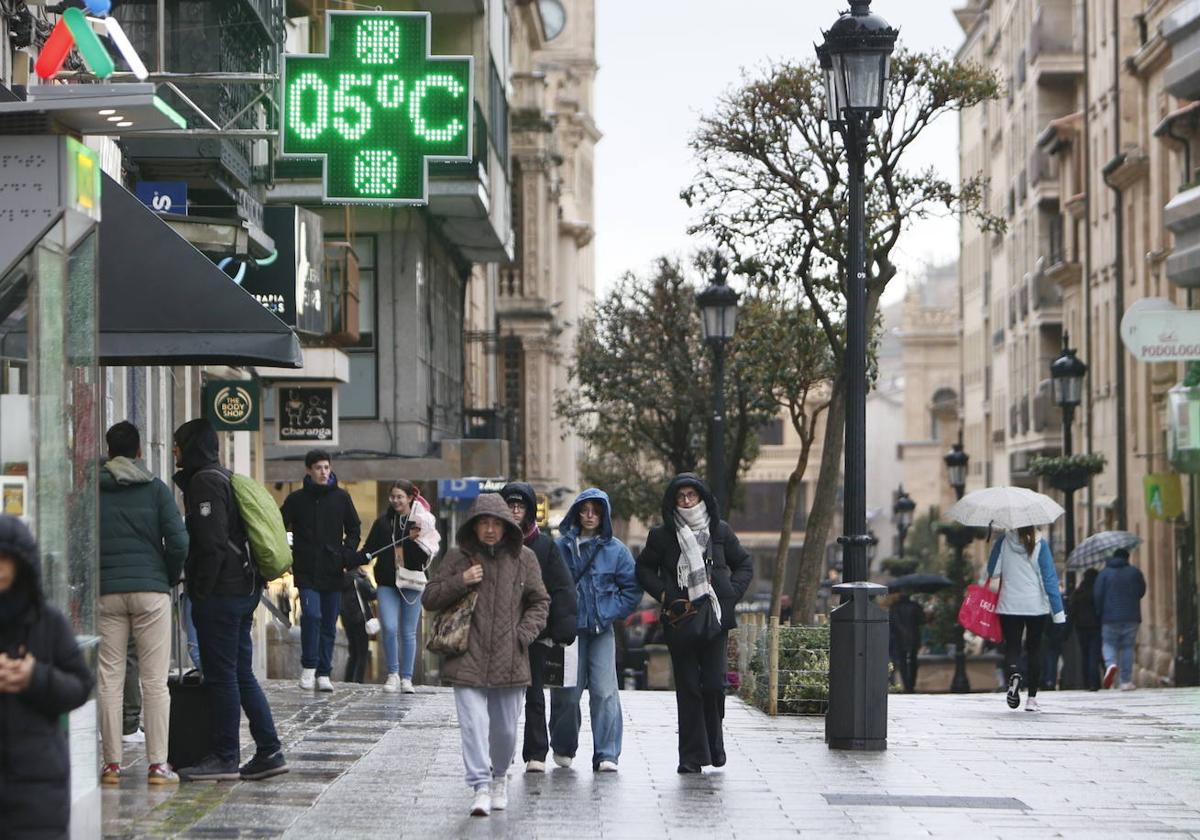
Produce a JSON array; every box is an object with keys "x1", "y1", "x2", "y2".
[{"x1": 888, "y1": 573, "x2": 954, "y2": 594}]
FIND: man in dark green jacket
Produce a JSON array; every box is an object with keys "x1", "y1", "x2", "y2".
[{"x1": 97, "y1": 421, "x2": 189, "y2": 786}]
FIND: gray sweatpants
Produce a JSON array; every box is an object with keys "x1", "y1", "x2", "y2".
[{"x1": 454, "y1": 686, "x2": 525, "y2": 790}]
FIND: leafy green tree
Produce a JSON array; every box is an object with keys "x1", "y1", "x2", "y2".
[
  {"x1": 685, "y1": 50, "x2": 1002, "y2": 622},
  {"x1": 555, "y1": 255, "x2": 776, "y2": 523}
]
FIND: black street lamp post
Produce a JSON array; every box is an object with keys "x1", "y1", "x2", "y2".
[
  {"x1": 696, "y1": 254, "x2": 740, "y2": 517},
  {"x1": 893, "y1": 486, "x2": 915, "y2": 560},
  {"x1": 942, "y1": 440, "x2": 973, "y2": 693},
  {"x1": 1050, "y1": 336, "x2": 1089, "y2": 592},
  {"x1": 818, "y1": 0, "x2": 898, "y2": 753}
]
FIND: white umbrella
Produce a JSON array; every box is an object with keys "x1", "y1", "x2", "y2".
[{"x1": 946, "y1": 486, "x2": 1064, "y2": 530}]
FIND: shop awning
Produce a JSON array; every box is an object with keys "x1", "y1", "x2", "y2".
[{"x1": 99, "y1": 174, "x2": 302, "y2": 368}]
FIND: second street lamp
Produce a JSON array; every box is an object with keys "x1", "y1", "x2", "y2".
[
  {"x1": 893, "y1": 486, "x2": 915, "y2": 560},
  {"x1": 942, "y1": 440, "x2": 973, "y2": 693},
  {"x1": 696, "y1": 253, "x2": 739, "y2": 517},
  {"x1": 819, "y1": 0, "x2": 898, "y2": 754},
  {"x1": 1050, "y1": 336, "x2": 1088, "y2": 591}
]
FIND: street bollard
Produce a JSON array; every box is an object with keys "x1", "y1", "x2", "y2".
[{"x1": 825, "y1": 581, "x2": 889, "y2": 751}]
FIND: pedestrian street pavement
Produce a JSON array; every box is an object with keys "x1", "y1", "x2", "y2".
[{"x1": 101, "y1": 681, "x2": 1200, "y2": 839}]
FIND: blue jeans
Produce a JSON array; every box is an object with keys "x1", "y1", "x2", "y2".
[
  {"x1": 299, "y1": 588, "x2": 341, "y2": 676},
  {"x1": 549, "y1": 627, "x2": 622, "y2": 768},
  {"x1": 190, "y1": 592, "x2": 281, "y2": 764},
  {"x1": 377, "y1": 585, "x2": 423, "y2": 678},
  {"x1": 1102, "y1": 621, "x2": 1139, "y2": 684}
]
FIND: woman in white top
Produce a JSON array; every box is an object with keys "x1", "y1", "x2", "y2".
[{"x1": 985, "y1": 526, "x2": 1066, "y2": 712}]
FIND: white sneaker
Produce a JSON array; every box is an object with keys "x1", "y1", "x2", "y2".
[
  {"x1": 1119, "y1": 682, "x2": 1137, "y2": 691},
  {"x1": 552, "y1": 753, "x2": 572, "y2": 769},
  {"x1": 400, "y1": 678, "x2": 416, "y2": 694},
  {"x1": 383, "y1": 674, "x2": 400, "y2": 692},
  {"x1": 299, "y1": 668, "x2": 316, "y2": 690},
  {"x1": 316, "y1": 676, "x2": 334, "y2": 692},
  {"x1": 1025, "y1": 697, "x2": 1041, "y2": 712},
  {"x1": 525, "y1": 760, "x2": 546, "y2": 773},
  {"x1": 469, "y1": 788, "x2": 491, "y2": 817},
  {"x1": 597, "y1": 760, "x2": 618, "y2": 772},
  {"x1": 122, "y1": 728, "x2": 145, "y2": 744},
  {"x1": 489, "y1": 777, "x2": 508, "y2": 810}
]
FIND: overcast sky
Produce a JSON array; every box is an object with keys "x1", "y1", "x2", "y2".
[{"x1": 593, "y1": 0, "x2": 966, "y2": 304}]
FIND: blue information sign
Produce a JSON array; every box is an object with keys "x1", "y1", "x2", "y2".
[{"x1": 134, "y1": 180, "x2": 187, "y2": 214}]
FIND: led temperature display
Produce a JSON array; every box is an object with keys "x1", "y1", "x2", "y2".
[{"x1": 281, "y1": 12, "x2": 474, "y2": 205}]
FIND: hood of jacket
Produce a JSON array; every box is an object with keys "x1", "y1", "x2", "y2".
[
  {"x1": 303, "y1": 473, "x2": 340, "y2": 495},
  {"x1": 500, "y1": 481, "x2": 537, "y2": 530},
  {"x1": 0, "y1": 514, "x2": 43, "y2": 616},
  {"x1": 173, "y1": 418, "x2": 220, "y2": 485},
  {"x1": 456, "y1": 493, "x2": 524, "y2": 557},
  {"x1": 560, "y1": 487, "x2": 614, "y2": 543},
  {"x1": 661, "y1": 472, "x2": 720, "y2": 534},
  {"x1": 101, "y1": 456, "x2": 154, "y2": 490},
  {"x1": 1104, "y1": 552, "x2": 1131, "y2": 569}
]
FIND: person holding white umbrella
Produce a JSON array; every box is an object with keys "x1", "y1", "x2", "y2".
[
  {"x1": 948, "y1": 486, "x2": 1067, "y2": 712},
  {"x1": 985, "y1": 526, "x2": 1066, "y2": 712}
]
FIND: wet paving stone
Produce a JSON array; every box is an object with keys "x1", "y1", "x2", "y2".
[{"x1": 102, "y1": 681, "x2": 1200, "y2": 839}]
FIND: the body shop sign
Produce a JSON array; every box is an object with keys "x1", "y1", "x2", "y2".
[{"x1": 1120, "y1": 298, "x2": 1200, "y2": 362}]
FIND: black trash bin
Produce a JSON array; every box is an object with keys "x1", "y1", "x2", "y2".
[{"x1": 825, "y1": 581, "x2": 889, "y2": 751}]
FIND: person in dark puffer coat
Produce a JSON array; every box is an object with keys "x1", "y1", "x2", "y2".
[
  {"x1": 0, "y1": 514, "x2": 94, "y2": 840},
  {"x1": 500, "y1": 482, "x2": 578, "y2": 773}
]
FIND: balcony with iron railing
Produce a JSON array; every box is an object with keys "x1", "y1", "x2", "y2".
[{"x1": 1041, "y1": 212, "x2": 1082, "y2": 288}]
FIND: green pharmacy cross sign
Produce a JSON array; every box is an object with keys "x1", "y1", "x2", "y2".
[{"x1": 281, "y1": 12, "x2": 474, "y2": 205}]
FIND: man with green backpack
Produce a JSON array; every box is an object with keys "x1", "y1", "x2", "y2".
[{"x1": 171, "y1": 418, "x2": 289, "y2": 783}]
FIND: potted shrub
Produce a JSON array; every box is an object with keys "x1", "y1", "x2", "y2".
[{"x1": 1029, "y1": 452, "x2": 1106, "y2": 492}]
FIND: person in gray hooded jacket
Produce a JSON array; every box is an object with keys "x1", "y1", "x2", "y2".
[{"x1": 98, "y1": 421, "x2": 189, "y2": 786}]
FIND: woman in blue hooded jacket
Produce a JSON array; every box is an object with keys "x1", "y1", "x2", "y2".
[{"x1": 548, "y1": 488, "x2": 640, "y2": 772}]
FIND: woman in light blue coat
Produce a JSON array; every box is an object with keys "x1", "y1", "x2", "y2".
[{"x1": 986, "y1": 525, "x2": 1065, "y2": 712}]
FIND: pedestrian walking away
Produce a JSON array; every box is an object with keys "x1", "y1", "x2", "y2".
[
  {"x1": 1094, "y1": 548, "x2": 1146, "y2": 690},
  {"x1": 1069, "y1": 566, "x2": 1102, "y2": 691},
  {"x1": 986, "y1": 526, "x2": 1066, "y2": 712},
  {"x1": 635, "y1": 474, "x2": 753, "y2": 773},
  {"x1": 549, "y1": 489, "x2": 641, "y2": 773},
  {"x1": 889, "y1": 593, "x2": 925, "y2": 694},
  {"x1": 0, "y1": 515, "x2": 94, "y2": 839},
  {"x1": 500, "y1": 481, "x2": 578, "y2": 773},
  {"x1": 421, "y1": 493, "x2": 549, "y2": 817},
  {"x1": 340, "y1": 567, "x2": 377, "y2": 684},
  {"x1": 362, "y1": 479, "x2": 439, "y2": 693},
  {"x1": 281, "y1": 449, "x2": 362, "y2": 693},
  {"x1": 172, "y1": 419, "x2": 288, "y2": 782},
  {"x1": 97, "y1": 421, "x2": 190, "y2": 786}
]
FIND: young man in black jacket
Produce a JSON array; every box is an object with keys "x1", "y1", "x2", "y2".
[
  {"x1": 0, "y1": 515, "x2": 93, "y2": 838},
  {"x1": 500, "y1": 482, "x2": 577, "y2": 774},
  {"x1": 172, "y1": 419, "x2": 287, "y2": 782},
  {"x1": 280, "y1": 449, "x2": 362, "y2": 692}
]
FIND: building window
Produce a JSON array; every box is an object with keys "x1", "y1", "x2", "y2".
[
  {"x1": 758, "y1": 418, "x2": 785, "y2": 446},
  {"x1": 728, "y1": 481, "x2": 807, "y2": 533},
  {"x1": 339, "y1": 235, "x2": 377, "y2": 418}
]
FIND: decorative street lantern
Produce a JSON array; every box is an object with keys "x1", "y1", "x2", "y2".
[
  {"x1": 695, "y1": 254, "x2": 740, "y2": 515},
  {"x1": 944, "y1": 441, "x2": 969, "y2": 497},
  {"x1": 942, "y1": 439, "x2": 973, "y2": 693},
  {"x1": 1050, "y1": 344, "x2": 1088, "y2": 409},
  {"x1": 893, "y1": 486, "x2": 915, "y2": 558}
]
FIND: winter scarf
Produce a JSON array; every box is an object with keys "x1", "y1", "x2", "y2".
[
  {"x1": 523, "y1": 521, "x2": 541, "y2": 546},
  {"x1": 674, "y1": 502, "x2": 721, "y2": 623}
]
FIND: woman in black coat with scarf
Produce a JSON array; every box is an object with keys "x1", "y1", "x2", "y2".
[
  {"x1": 635, "y1": 474, "x2": 752, "y2": 774},
  {"x1": 0, "y1": 515, "x2": 94, "y2": 839}
]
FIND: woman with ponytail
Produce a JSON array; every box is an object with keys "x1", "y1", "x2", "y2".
[{"x1": 986, "y1": 525, "x2": 1066, "y2": 712}]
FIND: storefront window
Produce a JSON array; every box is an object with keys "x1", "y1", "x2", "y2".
[{"x1": 0, "y1": 216, "x2": 99, "y2": 641}]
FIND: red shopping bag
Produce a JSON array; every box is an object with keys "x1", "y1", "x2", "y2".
[{"x1": 958, "y1": 579, "x2": 1003, "y2": 643}]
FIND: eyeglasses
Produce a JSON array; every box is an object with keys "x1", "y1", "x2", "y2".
[{"x1": 676, "y1": 490, "x2": 700, "y2": 503}]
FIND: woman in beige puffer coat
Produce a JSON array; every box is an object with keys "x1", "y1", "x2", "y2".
[{"x1": 422, "y1": 493, "x2": 549, "y2": 817}]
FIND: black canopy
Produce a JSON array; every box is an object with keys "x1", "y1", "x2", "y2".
[{"x1": 99, "y1": 173, "x2": 302, "y2": 368}]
